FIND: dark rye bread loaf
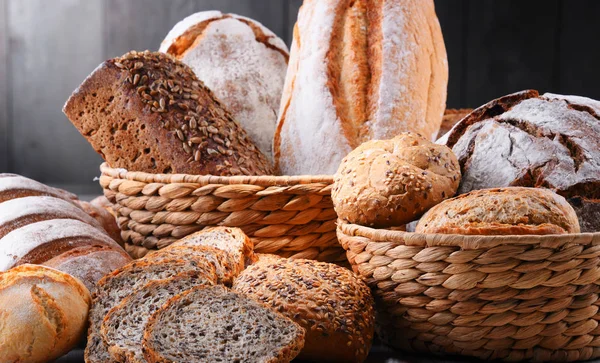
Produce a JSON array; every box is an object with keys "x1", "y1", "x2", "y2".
[
  {"x1": 440, "y1": 90, "x2": 600, "y2": 232},
  {"x1": 142, "y1": 285, "x2": 305, "y2": 363},
  {"x1": 63, "y1": 50, "x2": 273, "y2": 176}
]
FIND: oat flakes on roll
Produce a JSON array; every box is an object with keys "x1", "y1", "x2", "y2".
[{"x1": 332, "y1": 132, "x2": 461, "y2": 228}]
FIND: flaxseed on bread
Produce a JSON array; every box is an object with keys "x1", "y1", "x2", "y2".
[
  {"x1": 63, "y1": 50, "x2": 273, "y2": 176},
  {"x1": 142, "y1": 285, "x2": 305, "y2": 363},
  {"x1": 101, "y1": 272, "x2": 213, "y2": 363},
  {"x1": 416, "y1": 187, "x2": 581, "y2": 235},
  {"x1": 233, "y1": 258, "x2": 375, "y2": 362},
  {"x1": 85, "y1": 258, "x2": 217, "y2": 363}
]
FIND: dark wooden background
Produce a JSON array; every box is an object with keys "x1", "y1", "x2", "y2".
[{"x1": 0, "y1": 0, "x2": 597, "y2": 195}]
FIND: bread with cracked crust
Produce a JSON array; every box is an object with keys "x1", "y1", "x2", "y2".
[{"x1": 416, "y1": 187, "x2": 580, "y2": 235}]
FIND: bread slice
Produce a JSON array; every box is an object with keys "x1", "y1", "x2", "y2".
[
  {"x1": 147, "y1": 245, "x2": 237, "y2": 285},
  {"x1": 101, "y1": 272, "x2": 213, "y2": 363},
  {"x1": 169, "y1": 226, "x2": 254, "y2": 274},
  {"x1": 142, "y1": 285, "x2": 305, "y2": 363},
  {"x1": 85, "y1": 258, "x2": 217, "y2": 363}
]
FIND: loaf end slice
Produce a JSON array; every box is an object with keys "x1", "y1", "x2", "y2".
[
  {"x1": 101, "y1": 271, "x2": 214, "y2": 363},
  {"x1": 63, "y1": 50, "x2": 273, "y2": 176},
  {"x1": 142, "y1": 285, "x2": 305, "y2": 363}
]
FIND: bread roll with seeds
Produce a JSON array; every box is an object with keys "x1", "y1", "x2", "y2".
[
  {"x1": 333, "y1": 132, "x2": 460, "y2": 228},
  {"x1": 233, "y1": 258, "x2": 375, "y2": 362},
  {"x1": 416, "y1": 187, "x2": 581, "y2": 235},
  {"x1": 63, "y1": 50, "x2": 273, "y2": 176},
  {"x1": 0, "y1": 264, "x2": 91, "y2": 363}
]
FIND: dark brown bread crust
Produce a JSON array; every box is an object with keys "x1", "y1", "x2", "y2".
[
  {"x1": 63, "y1": 50, "x2": 273, "y2": 176},
  {"x1": 416, "y1": 187, "x2": 581, "y2": 235},
  {"x1": 441, "y1": 90, "x2": 600, "y2": 232}
]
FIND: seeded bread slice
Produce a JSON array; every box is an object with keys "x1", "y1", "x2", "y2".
[
  {"x1": 101, "y1": 272, "x2": 213, "y2": 363},
  {"x1": 169, "y1": 226, "x2": 254, "y2": 273},
  {"x1": 146, "y1": 245, "x2": 237, "y2": 285},
  {"x1": 85, "y1": 258, "x2": 217, "y2": 363},
  {"x1": 142, "y1": 285, "x2": 305, "y2": 363}
]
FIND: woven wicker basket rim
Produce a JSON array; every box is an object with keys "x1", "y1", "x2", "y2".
[
  {"x1": 100, "y1": 163, "x2": 333, "y2": 186},
  {"x1": 338, "y1": 220, "x2": 600, "y2": 250}
]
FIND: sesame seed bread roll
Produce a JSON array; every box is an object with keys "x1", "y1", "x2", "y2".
[
  {"x1": 160, "y1": 11, "x2": 289, "y2": 161},
  {"x1": 333, "y1": 132, "x2": 461, "y2": 228},
  {"x1": 63, "y1": 50, "x2": 273, "y2": 176},
  {"x1": 233, "y1": 258, "x2": 375, "y2": 363},
  {"x1": 274, "y1": 0, "x2": 448, "y2": 175},
  {"x1": 416, "y1": 187, "x2": 581, "y2": 235}
]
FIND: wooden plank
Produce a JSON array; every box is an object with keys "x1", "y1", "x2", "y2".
[
  {"x1": 557, "y1": 0, "x2": 600, "y2": 99},
  {"x1": 434, "y1": 0, "x2": 466, "y2": 109},
  {"x1": 0, "y1": 0, "x2": 8, "y2": 172},
  {"x1": 463, "y1": 0, "x2": 560, "y2": 108},
  {"x1": 8, "y1": 0, "x2": 104, "y2": 193},
  {"x1": 104, "y1": 0, "x2": 288, "y2": 58}
]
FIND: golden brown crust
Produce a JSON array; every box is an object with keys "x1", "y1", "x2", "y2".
[
  {"x1": 333, "y1": 132, "x2": 461, "y2": 227},
  {"x1": 416, "y1": 187, "x2": 581, "y2": 235},
  {"x1": 64, "y1": 50, "x2": 273, "y2": 176},
  {"x1": 233, "y1": 258, "x2": 375, "y2": 362},
  {"x1": 77, "y1": 200, "x2": 123, "y2": 245}
]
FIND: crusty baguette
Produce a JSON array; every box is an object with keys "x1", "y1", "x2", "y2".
[
  {"x1": 275, "y1": 0, "x2": 448, "y2": 175},
  {"x1": 142, "y1": 285, "x2": 305, "y2": 363},
  {"x1": 63, "y1": 50, "x2": 273, "y2": 176}
]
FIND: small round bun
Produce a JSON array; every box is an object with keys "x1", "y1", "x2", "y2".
[
  {"x1": 333, "y1": 132, "x2": 461, "y2": 227},
  {"x1": 233, "y1": 258, "x2": 375, "y2": 363},
  {"x1": 0, "y1": 264, "x2": 91, "y2": 363}
]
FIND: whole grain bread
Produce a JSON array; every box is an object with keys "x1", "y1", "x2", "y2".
[
  {"x1": 101, "y1": 272, "x2": 214, "y2": 363},
  {"x1": 416, "y1": 187, "x2": 581, "y2": 235},
  {"x1": 63, "y1": 50, "x2": 273, "y2": 176},
  {"x1": 233, "y1": 258, "x2": 375, "y2": 362},
  {"x1": 85, "y1": 258, "x2": 217, "y2": 363},
  {"x1": 439, "y1": 90, "x2": 600, "y2": 232},
  {"x1": 142, "y1": 285, "x2": 305, "y2": 363}
]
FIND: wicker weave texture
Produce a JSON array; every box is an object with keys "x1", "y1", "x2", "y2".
[
  {"x1": 99, "y1": 163, "x2": 345, "y2": 262},
  {"x1": 337, "y1": 222, "x2": 600, "y2": 362}
]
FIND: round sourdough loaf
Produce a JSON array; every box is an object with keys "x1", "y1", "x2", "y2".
[
  {"x1": 160, "y1": 11, "x2": 289, "y2": 161},
  {"x1": 0, "y1": 264, "x2": 91, "y2": 363},
  {"x1": 439, "y1": 90, "x2": 600, "y2": 232},
  {"x1": 416, "y1": 187, "x2": 581, "y2": 235},
  {"x1": 275, "y1": 0, "x2": 448, "y2": 175},
  {"x1": 233, "y1": 258, "x2": 375, "y2": 363},
  {"x1": 333, "y1": 132, "x2": 460, "y2": 228}
]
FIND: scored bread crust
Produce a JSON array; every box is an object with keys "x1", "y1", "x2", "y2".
[
  {"x1": 101, "y1": 272, "x2": 216, "y2": 363},
  {"x1": 63, "y1": 50, "x2": 272, "y2": 176},
  {"x1": 0, "y1": 174, "x2": 78, "y2": 204},
  {"x1": 159, "y1": 11, "x2": 289, "y2": 160},
  {"x1": 416, "y1": 187, "x2": 581, "y2": 235},
  {"x1": 274, "y1": 0, "x2": 448, "y2": 175},
  {"x1": 233, "y1": 258, "x2": 375, "y2": 363},
  {"x1": 142, "y1": 285, "x2": 305, "y2": 363}
]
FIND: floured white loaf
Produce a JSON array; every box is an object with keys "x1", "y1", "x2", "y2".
[
  {"x1": 275, "y1": 0, "x2": 448, "y2": 175},
  {"x1": 160, "y1": 11, "x2": 289, "y2": 160}
]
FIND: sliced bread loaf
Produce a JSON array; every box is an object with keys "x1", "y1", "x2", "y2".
[
  {"x1": 142, "y1": 285, "x2": 305, "y2": 363},
  {"x1": 169, "y1": 226, "x2": 254, "y2": 273},
  {"x1": 101, "y1": 272, "x2": 214, "y2": 363},
  {"x1": 85, "y1": 258, "x2": 217, "y2": 363}
]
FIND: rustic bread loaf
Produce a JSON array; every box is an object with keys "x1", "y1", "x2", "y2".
[
  {"x1": 0, "y1": 173, "x2": 78, "y2": 203},
  {"x1": 438, "y1": 108, "x2": 472, "y2": 138},
  {"x1": 233, "y1": 258, "x2": 375, "y2": 362},
  {"x1": 85, "y1": 258, "x2": 217, "y2": 363},
  {"x1": 77, "y1": 200, "x2": 123, "y2": 245},
  {"x1": 160, "y1": 11, "x2": 289, "y2": 160},
  {"x1": 333, "y1": 132, "x2": 460, "y2": 227},
  {"x1": 168, "y1": 226, "x2": 254, "y2": 273},
  {"x1": 439, "y1": 90, "x2": 600, "y2": 232},
  {"x1": 63, "y1": 50, "x2": 273, "y2": 176},
  {"x1": 416, "y1": 187, "x2": 581, "y2": 235},
  {"x1": 0, "y1": 264, "x2": 91, "y2": 363},
  {"x1": 101, "y1": 272, "x2": 215, "y2": 363},
  {"x1": 275, "y1": 0, "x2": 448, "y2": 175},
  {"x1": 142, "y1": 285, "x2": 305, "y2": 363}
]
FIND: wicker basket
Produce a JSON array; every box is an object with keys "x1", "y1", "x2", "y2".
[
  {"x1": 99, "y1": 163, "x2": 344, "y2": 262},
  {"x1": 337, "y1": 221, "x2": 600, "y2": 362}
]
